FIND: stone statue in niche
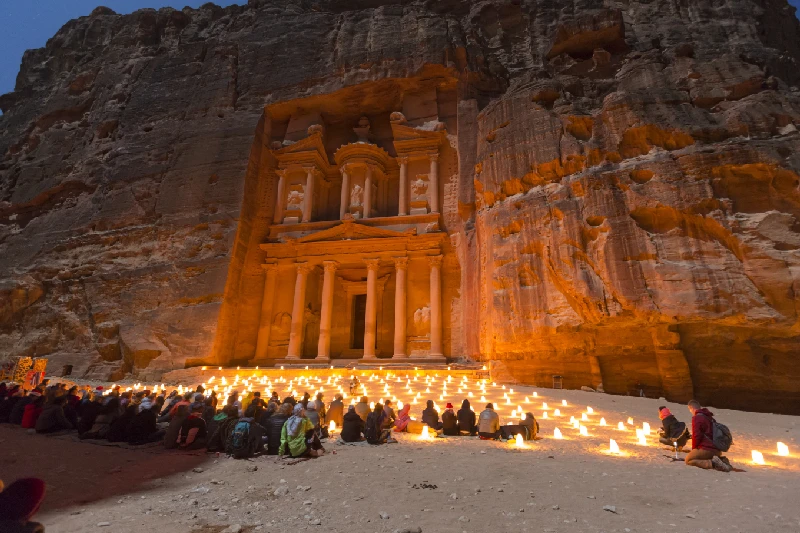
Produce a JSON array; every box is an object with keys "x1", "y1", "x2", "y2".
[
  {"x1": 411, "y1": 175, "x2": 428, "y2": 199},
  {"x1": 413, "y1": 306, "x2": 431, "y2": 336},
  {"x1": 353, "y1": 116, "x2": 372, "y2": 143},
  {"x1": 286, "y1": 187, "x2": 305, "y2": 211},
  {"x1": 350, "y1": 184, "x2": 364, "y2": 207}
]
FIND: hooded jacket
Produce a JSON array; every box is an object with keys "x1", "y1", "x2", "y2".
[
  {"x1": 660, "y1": 414, "x2": 687, "y2": 440},
  {"x1": 691, "y1": 408, "x2": 717, "y2": 451},
  {"x1": 35, "y1": 403, "x2": 74, "y2": 433},
  {"x1": 478, "y1": 407, "x2": 500, "y2": 434},
  {"x1": 341, "y1": 409, "x2": 365, "y2": 442},
  {"x1": 265, "y1": 413, "x2": 289, "y2": 455},
  {"x1": 421, "y1": 400, "x2": 440, "y2": 428}
]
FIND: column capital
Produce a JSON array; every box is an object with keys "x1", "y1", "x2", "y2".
[
  {"x1": 302, "y1": 165, "x2": 320, "y2": 177},
  {"x1": 322, "y1": 260, "x2": 339, "y2": 272},
  {"x1": 339, "y1": 165, "x2": 350, "y2": 176},
  {"x1": 427, "y1": 254, "x2": 443, "y2": 268},
  {"x1": 392, "y1": 256, "x2": 409, "y2": 270},
  {"x1": 296, "y1": 262, "x2": 315, "y2": 275},
  {"x1": 397, "y1": 155, "x2": 409, "y2": 165},
  {"x1": 276, "y1": 168, "x2": 289, "y2": 178},
  {"x1": 364, "y1": 258, "x2": 381, "y2": 271},
  {"x1": 428, "y1": 152, "x2": 439, "y2": 162},
  {"x1": 261, "y1": 262, "x2": 279, "y2": 273}
]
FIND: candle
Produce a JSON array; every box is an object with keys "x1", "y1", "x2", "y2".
[
  {"x1": 515, "y1": 433, "x2": 524, "y2": 447},
  {"x1": 581, "y1": 413, "x2": 588, "y2": 421},
  {"x1": 751, "y1": 450, "x2": 765, "y2": 465},
  {"x1": 579, "y1": 425, "x2": 588, "y2": 437},
  {"x1": 617, "y1": 421, "x2": 625, "y2": 430},
  {"x1": 553, "y1": 428, "x2": 563, "y2": 439},
  {"x1": 421, "y1": 425, "x2": 430, "y2": 439},
  {"x1": 542, "y1": 402, "x2": 548, "y2": 410},
  {"x1": 642, "y1": 422, "x2": 651, "y2": 434},
  {"x1": 609, "y1": 439, "x2": 620, "y2": 454},
  {"x1": 329, "y1": 421, "x2": 336, "y2": 432},
  {"x1": 542, "y1": 411, "x2": 548, "y2": 419},
  {"x1": 599, "y1": 418, "x2": 607, "y2": 426},
  {"x1": 587, "y1": 407, "x2": 594, "y2": 414},
  {"x1": 627, "y1": 417, "x2": 634, "y2": 425},
  {"x1": 554, "y1": 409, "x2": 561, "y2": 416},
  {"x1": 533, "y1": 392, "x2": 538, "y2": 397},
  {"x1": 777, "y1": 442, "x2": 789, "y2": 456},
  {"x1": 637, "y1": 432, "x2": 647, "y2": 446}
]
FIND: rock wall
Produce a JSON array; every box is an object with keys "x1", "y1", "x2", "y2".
[{"x1": 1, "y1": 0, "x2": 799, "y2": 412}]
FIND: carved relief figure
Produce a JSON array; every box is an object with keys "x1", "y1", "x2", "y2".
[
  {"x1": 413, "y1": 306, "x2": 431, "y2": 336},
  {"x1": 411, "y1": 175, "x2": 428, "y2": 199},
  {"x1": 286, "y1": 186, "x2": 305, "y2": 211},
  {"x1": 350, "y1": 184, "x2": 364, "y2": 207}
]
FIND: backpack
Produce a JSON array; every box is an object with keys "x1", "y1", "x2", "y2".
[
  {"x1": 227, "y1": 419, "x2": 252, "y2": 458},
  {"x1": 700, "y1": 413, "x2": 733, "y2": 452}
]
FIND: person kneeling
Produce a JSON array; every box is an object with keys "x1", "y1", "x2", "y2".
[{"x1": 685, "y1": 400, "x2": 732, "y2": 472}]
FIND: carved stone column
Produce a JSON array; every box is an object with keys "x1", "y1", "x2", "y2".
[
  {"x1": 363, "y1": 258, "x2": 381, "y2": 359},
  {"x1": 273, "y1": 169, "x2": 287, "y2": 224},
  {"x1": 316, "y1": 261, "x2": 338, "y2": 360},
  {"x1": 429, "y1": 153, "x2": 439, "y2": 214},
  {"x1": 339, "y1": 165, "x2": 350, "y2": 220},
  {"x1": 254, "y1": 263, "x2": 279, "y2": 362},
  {"x1": 428, "y1": 255, "x2": 443, "y2": 357},
  {"x1": 364, "y1": 165, "x2": 373, "y2": 219},
  {"x1": 302, "y1": 166, "x2": 316, "y2": 223},
  {"x1": 392, "y1": 257, "x2": 408, "y2": 358},
  {"x1": 287, "y1": 262, "x2": 313, "y2": 359},
  {"x1": 398, "y1": 156, "x2": 408, "y2": 216}
]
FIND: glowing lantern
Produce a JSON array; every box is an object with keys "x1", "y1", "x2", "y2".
[
  {"x1": 751, "y1": 450, "x2": 765, "y2": 465},
  {"x1": 599, "y1": 418, "x2": 607, "y2": 426},
  {"x1": 581, "y1": 413, "x2": 588, "y2": 422},
  {"x1": 542, "y1": 402, "x2": 548, "y2": 410},
  {"x1": 533, "y1": 392, "x2": 538, "y2": 398},
  {"x1": 542, "y1": 411, "x2": 548, "y2": 419},
  {"x1": 609, "y1": 439, "x2": 620, "y2": 454},
  {"x1": 562, "y1": 399, "x2": 567, "y2": 406},
  {"x1": 777, "y1": 442, "x2": 790, "y2": 456},
  {"x1": 480, "y1": 396, "x2": 486, "y2": 403},
  {"x1": 553, "y1": 428, "x2": 563, "y2": 439},
  {"x1": 627, "y1": 417, "x2": 634, "y2": 425},
  {"x1": 587, "y1": 407, "x2": 594, "y2": 414},
  {"x1": 524, "y1": 396, "x2": 529, "y2": 403},
  {"x1": 642, "y1": 422, "x2": 651, "y2": 434},
  {"x1": 329, "y1": 421, "x2": 336, "y2": 432},
  {"x1": 637, "y1": 432, "x2": 647, "y2": 446},
  {"x1": 421, "y1": 425, "x2": 430, "y2": 440},
  {"x1": 554, "y1": 409, "x2": 561, "y2": 417},
  {"x1": 579, "y1": 425, "x2": 588, "y2": 437},
  {"x1": 617, "y1": 422, "x2": 625, "y2": 430},
  {"x1": 515, "y1": 433, "x2": 524, "y2": 447}
]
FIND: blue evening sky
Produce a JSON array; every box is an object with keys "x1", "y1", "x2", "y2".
[{"x1": 1, "y1": 0, "x2": 800, "y2": 97}]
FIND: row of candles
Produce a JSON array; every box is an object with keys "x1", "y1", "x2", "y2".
[{"x1": 112, "y1": 370, "x2": 792, "y2": 466}]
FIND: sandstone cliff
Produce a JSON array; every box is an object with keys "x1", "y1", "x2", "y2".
[{"x1": 1, "y1": 0, "x2": 799, "y2": 413}]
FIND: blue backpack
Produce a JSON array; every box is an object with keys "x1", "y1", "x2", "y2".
[{"x1": 227, "y1": 419, "x2": 252, "y2": 458}]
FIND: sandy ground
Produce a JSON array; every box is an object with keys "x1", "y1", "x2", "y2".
[{"x1": 2, "y1": 384, "x2": 799, "y2": 533}]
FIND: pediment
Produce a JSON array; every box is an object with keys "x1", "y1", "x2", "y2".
[
  {"x1": 294, "y1": 218, "x2": 415, "y2": 243},
  {"x1": 275, "y1": 131, "x2": 326, "y2": 156},
  {"x1": 390, "y1": 123, "x2": 445, "y2": 142}
]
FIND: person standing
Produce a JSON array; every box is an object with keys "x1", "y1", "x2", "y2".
[{"x1": 327, "y1": 393, "x2": 344, "y2": 428}]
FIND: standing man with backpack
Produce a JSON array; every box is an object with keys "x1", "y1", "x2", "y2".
[{"x1": 685, "y1": 400, "x2": 733, "y2": 472}]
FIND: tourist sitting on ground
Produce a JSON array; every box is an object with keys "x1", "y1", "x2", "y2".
[
  {"x1": 502, "y1": 412, "x2": 538, "y2": 440},
  {"x1": 66, "y1": 386, "x2": 81, "y2": 410},
  {"x1": 225, "y1": 414, "x2": 266, "y2": 458},
  {"x1": 478, "y1": 403, "x2": 501, "y2": 440},
  {"x1": 0, "y1": 386, "x2": 23, "y2": 424},
  {"x1": 81, "y1": 397, "x2": 121, "y2": 440},
  {"x1": 9, "y1": 388, "x2": 43, "y2": 426},
  {"x1": 393, "y1": 404, "x2": 412, "y2": 432},
  {"x1": 300, "y1": 392, "x2": 311, "y2": 409},
  {"x1": 327, "y1": 393, "x2": 344, "y2": 428},
  {"x1": 0, "y1": 477, "x2": 46, "y2": 533},
  {"x1": 206, "y1": 405, "x2": 240, "y2": 453},
  {"x1": 341, "y1": 405, "x2": 365, "y2": 442},
  {"x1": 35, "y1": 395, "x2": 74, "y2": 434},
  {"x1": 226, "y1": 391, "x2": 243, "y2": 417},
  {"x1": 201, "y1": 396, "x2": 216, "y2": 427},
  {"x1": 245, "y1": 391, "x2": 266, "y2": 419},
  {"x1": 457, "y1": 399, "x2": 477, "y2": 435},
  {"x1": 177, "y1": 402, "x2": 208, "y2": 449},
  {"x1": 442, "y1": 403, "x2": 459, "y2": 436},
  {"x1": 107, "y1": 403, "x2": 138, "y2": 442},
  {"x1": 685, "y1": 400, "x2": 731, "y2": 472},
  {"x1": 265, "y1": 403, "x2": 292, "y2": 455},
  {"x1": 258, "y1": 400, "x2": 278, "y2": 428},
  {"x1": 160, "y1": 391, "x2": 192, "y2": 423},
  {"x1": 365, "y1": 403, "x2": 394, "y2": 445},
  {"x1": 76, "y1": 393, "x2": 103, "y2": 436},
  {"x1": 355, "y1": 396, "x2": 370, "y2": 421},
  {"x1": 658, "y1": 406, "x2": 690, "y2": 450},
  {"x1": 314, "y1": 392, "x2": 327, "y2": 426},
  {"x1": 422, "y1": 400, "x2": 443, "y2": 431},
  {"x1": 382, "y1": 400, "x2": 396, "y2": 429},
  {"x1": 127, "y1": 399, "x2": 166, "y2": 445},
  {"x1": 163, "y1": 404, "x2": 190, "y2": 450},
  {"x1": 305, "y1": 402, "x2": 328, "y2": 438},
  {"x1": 21, "y1": 396, "x2": 45, "y2": 430},
  {"x1": 159, "y1": 390, "x2": 180, "y2": 417},
  {"x1": 283, "y1": 395, "x2": 297, "y2": 407},
  {"x1": 280, "y1": 404, "x2": 324, "y2": 458}
]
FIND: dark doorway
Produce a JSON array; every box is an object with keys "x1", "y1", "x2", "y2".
[{"x1": 352, "y1": 294, "x2": 367, "y2": 349}]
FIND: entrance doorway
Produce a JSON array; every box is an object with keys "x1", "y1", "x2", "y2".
[{"x1": 351, "y1": 293, "x2": 367, "y2": 349}]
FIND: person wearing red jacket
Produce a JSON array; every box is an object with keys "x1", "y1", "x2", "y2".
[{"x1": 685, "y1": 400, "x2": 731, "y2": 472}]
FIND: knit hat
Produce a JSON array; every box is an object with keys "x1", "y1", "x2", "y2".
[
  {"x1": 445, "y1": 403, "x2": 453, "y2": 409},
  {"x1": 659, "y1": 407, "x2": 672, "y2": 420},
  {"x1": 0, "y1": 478, "x2": 46, "y2": 521}
]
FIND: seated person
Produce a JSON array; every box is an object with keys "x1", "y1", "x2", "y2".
[
  {"x1": 279, "y1": 405, "x2": 324, "y2": 458},
  {"x1": 127, "y1": 401, "x2": 166, "y2": 445},
  {"x1": 265, "y1": 403, "x2": 292, "y2": 455},
  {"x1": 354, "y1": 396, "x2": 370, "y2": 421},
  {"x1": 21, "y1": 396, "x2": 45, "y2": 429},
  {"x1": 442, "y1": 403, "x2": 459, "y2": 436},
  {"x1": 457, "y1": 399, "x2": 477, "y2": 435},
  {"x1": 341, "y1": 405, "x2": 365, "y2": 442},
  {"x1": 365, "y1": 403, "x2": 394, "y2": 445},
  {"x1": 658, "y1": 406, "x2": 690, "y2": 450},
  {"x1": 393, "y1": 404, "x2": 412, "y2": 432},
  {"x1": 477, "y1": 403, "x2": 500, "y2": 440},
  {"x1": 0, "y1": 477, "x2": 46, "y2": 533},
  {"x1": 35, "y1": 396, "x2": 74, "y2": 434},
  {"x1": 176, "y1": 402, "x2": 207, "y2": 450},
  {"x1": 421, "y1": 400, "x2": 443, "y2": 431},
  {"x1": 501, "y1": 412, "x2": 538, "y2": 440}
]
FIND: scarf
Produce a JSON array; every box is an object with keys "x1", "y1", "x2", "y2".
[
  {"x1": 286, "y1": 404, "x2": 306, "y2": 437},
  {"x1": 394, "y1": 404, "x2": 411, "y2": 431}
]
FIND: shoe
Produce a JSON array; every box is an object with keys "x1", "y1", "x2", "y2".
[
  {"x1": 720, "y1": 456, "x2": 731, "y2": 466},
  {"x1": 712, "y1": 456, "x2": 732, "y2": 472}
]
